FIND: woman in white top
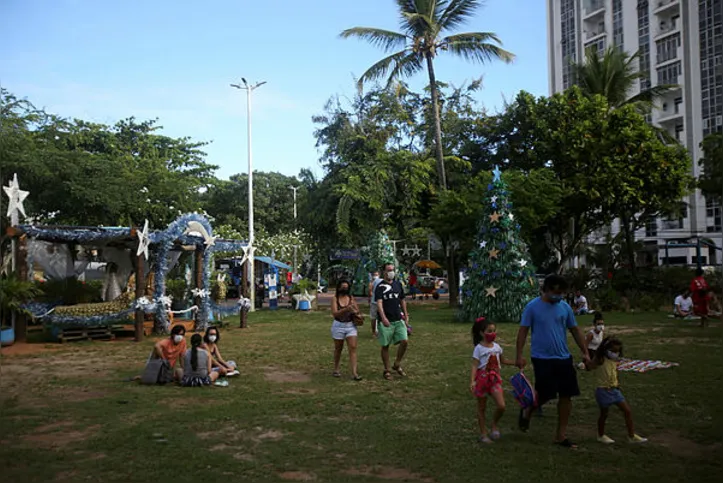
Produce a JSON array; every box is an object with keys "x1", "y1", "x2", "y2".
[{"x1": 584, "y1": 312, "x2": 605, "y2": 360}]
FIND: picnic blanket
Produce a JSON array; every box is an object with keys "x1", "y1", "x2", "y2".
[{"x1": 616, "y1": 358, "x2": 679, "y2": 373}]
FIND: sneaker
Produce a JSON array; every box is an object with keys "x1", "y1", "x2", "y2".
[
  {"x1": 597, "y1": 435, "x2": 615, "y2": 444},
  {"x1": 490, "y1": 430, "x2": 501, "y2": 441},
  {"x1": 628, "y1": 434, "x2": 648, "y2": 444},
  {"x1": 214, "y1": 380, "x2": 229, "y2": 387},
  {"x1": 478, "y1": 434, "x2": 494, "y2": 444}
]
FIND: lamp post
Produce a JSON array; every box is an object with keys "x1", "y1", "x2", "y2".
[
  {"x1": 231, "y1": 78, "x2": 266, "y2": 312},
  {"x1": 289, "y1": 185, "x2": 299, "y2": 278}
]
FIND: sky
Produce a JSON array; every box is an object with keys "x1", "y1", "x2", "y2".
[{"x1": 0, "y1": 0, "x2": 548, "y2": 181}]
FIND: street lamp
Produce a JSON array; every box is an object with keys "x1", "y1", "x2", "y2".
[
  {"x1": 231, "y1": 78, "x2": 266, "y2": 312},
  {"x1": 289, "y1": 185, "x2": 299, "y2": 277}
]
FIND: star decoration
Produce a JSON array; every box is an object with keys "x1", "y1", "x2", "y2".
[
  {"x1": 412, "y1": 246, "x2": 423, "y2": 257},
  {"x1": 519, "y1": 259, "x2": 528, "y2": 268},
  {"x1": 3, "y1": 173, "x2": 29, "y2": 222},
  {"x1": 191, "y1": 288, "x2": 210, "y2": 298},
  {"x1": 136, "y1": 220, "x2": 151, "y2": 260},
  {"x1": 479, "y1": 241, "x2": 487, "y2": 249},
  {"x1": 489, "y1": 212, "x2": 501, "y2": 223},
  {"x1": 401, "y1": 246, "x2": 411, "y2": 256},
  {"x1": 488, "y1": 248, "x2": 500, "y2": 259},
  {"x1": 205, "y1": 235, "x2": 217, "y2": 248},
  {"x1": 492, "y1": 166, "x2": 502, "y2": 182},
  {"x1": 485, "y1": 286, "x2": 498, "y2": 297},
  {"x1": 509, "y1": 213, "x2": 515, "y2": 221},
  {"x1": 491, "y1": 195, "x2": 498, "y2": 203}
]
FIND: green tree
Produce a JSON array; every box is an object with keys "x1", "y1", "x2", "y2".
[
  {"x1": 571, "y1": 46, "x2": 675, "y2": 111},
  {"x1": 699, "y1": 132, "x2": 723, "y2": 204},
  {"x1": 461, "y1": 169, "x2": 538, "y2": 322},
  {"x1": 340, "y1": 0, "x2": 514, "y2": 189}
]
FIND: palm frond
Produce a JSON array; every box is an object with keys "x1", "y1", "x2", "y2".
[
  {"x1": 384, "y1": 52, "x2": 424, "y2": 88},
  {"x1": 336, "y1": 194, "x2": 354, "y2": 236},
  {"x1": 441, "y1": 33, "x2": 514, "y2": 63},
  {"x1": 356, "y1": 49, "x2": 421, "y2": 88},
  {"x1": 624, "y1": 84, "x2": 678, "y2": 108},
  {"x1": 438, "y1": 0, "x2": 483, "y2": 31},
  {"x1": 339, "y1": 27, "x2": 408, "y2": 53}
]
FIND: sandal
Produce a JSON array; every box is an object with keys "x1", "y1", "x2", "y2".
[
  {"x1": 332, "y1": 371, "x2": 341, "y2": 378},
  {"x1": 392, "y1": 365, "x2": 407, "y2": 377},
  {"x1": 518, "y1": 408, "x2": 531, "y2": 432},
  {"x1": 383, "y1": 370, "x2": 392, "y2": 380},
  {"x1": 352, "y1": 375, "x2": 363, "y2": 381},
  {"x1": 554, "y1": 438, "x2": 578, "y2": 449}
]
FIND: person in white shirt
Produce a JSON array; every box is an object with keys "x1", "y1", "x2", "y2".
[
  {"x1": 673, "y1": 289, "x2": 693, "y2": 318},
  {"x1": 573, "y1": 290, "x2": 591, "y2": 315}
]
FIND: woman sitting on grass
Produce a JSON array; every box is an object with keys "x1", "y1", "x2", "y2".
[
  {"x1": 201, "y1": 326, "x2": 238, "y2": 377},
  {"x1": 182, "y1": 334, "x2": 219, "y2": 387},
  {"x1": 585, "y1": 336, "x2": 647, "y2": 444}
]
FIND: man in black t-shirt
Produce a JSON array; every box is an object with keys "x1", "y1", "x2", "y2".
[{"x1": 374, "y1": 263, "x2": 410, "y2": 380}]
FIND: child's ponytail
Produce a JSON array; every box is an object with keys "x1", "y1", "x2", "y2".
[{"x1": 190, "y1": 333, "x2": 202, "y2": 371}]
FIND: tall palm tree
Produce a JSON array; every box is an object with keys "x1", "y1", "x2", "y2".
[
  {"x1": 341, "y1": 0, "x2": 514, "y2": 190},
  {"x1": 571, "y1": 46, "x2": 675, "y2": 111}
]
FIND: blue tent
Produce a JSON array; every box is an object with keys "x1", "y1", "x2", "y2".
[{"x1": 255, "y1": 256, "x2": 292, "y2": 271}]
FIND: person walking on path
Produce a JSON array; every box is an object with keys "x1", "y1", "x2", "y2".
[
  {"x1": 330, "y1": 279, "x2": 362, "y2": 381},
  {"x1": 515, "y1": 274, "x2": 590, "y2": 449},
  {"x1": 375, "y1": 263, "x2": 410, "y2": 380}
]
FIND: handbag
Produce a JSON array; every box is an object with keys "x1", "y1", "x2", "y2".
[
  {"x1": 141, "y1": 351, "x2": 173, "y2": 385},
  {"x1": 352, "y1": 312, "x2": 364, "y2": 326}
]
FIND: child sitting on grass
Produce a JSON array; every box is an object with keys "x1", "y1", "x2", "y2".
[
  {"x1": 585, "y1": 336, "x2": 647, "y2": 444},
  {"x1": 469, "y1": 317, "x2": 517, "y2": 444}
]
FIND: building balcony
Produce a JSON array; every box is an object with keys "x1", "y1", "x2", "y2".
[
  {"x1": 655, "y1": 20, "x2": 680, "y2": 40},
  {"x1": 656, "y1": 46, "x2": 682, "y2": 66},
  {"x1": 583, "y1": 0, "x2": 605, "y2": 20},
  {"x1": 585, "y1": 28, "x2": 606, "y2": 41},
  {"x1": 656, "y1": 103, "x2": 684, "y2": 125},
  {"x1": 654, "y1": 0, "x2": 680, "y2": 16}
]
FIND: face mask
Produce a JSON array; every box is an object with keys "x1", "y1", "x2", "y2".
[
  {"x1": 173, "y1": 335, "x2": 184, "y2": 344},
  {"x1": 386, "y1": 271, "x2": 396, "y2": 280},
  {"x1": 208, "y1": 335, "x2": 217, "y2": 343},
  {"x1": 548, "y1": 294, "x2": 563, "y2": 303},
  {"x1": 484, "y1": 332, "x2": 497, "y2": 343},
  {"x1": 595, "y1": 325, "x2": 604, "y2": 332},
  {"x1": 606, "y1": 351, "x2": 619, "y2": 360}
]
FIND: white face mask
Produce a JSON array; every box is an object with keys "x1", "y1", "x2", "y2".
[
  {"x1": 173, "y1": 335, "x2": 184, "y2": 344},
  {"x1": 386, "y1": 270, "x2": 396, "y2": 280},
  {"x1": 606, "y1": 351, "x2": 619, "y2": 360},
  {"x1": 208, "y1": 335, "x2": 217, "y2": 343},
  {"x1": 595, "y1": 325, "x2": 604, "y2": 332}
]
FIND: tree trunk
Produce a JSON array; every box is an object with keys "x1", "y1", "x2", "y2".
[
  {"x1": 442, "y1": 238, "x2": 458, "y2": 308},
  {"x1": 621, "y1": 213, "x2": 638, "y2": 281},
  {"x1": 425, "y1": 52, "x2": 447, "y2": 191}
]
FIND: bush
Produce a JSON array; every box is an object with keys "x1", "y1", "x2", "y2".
[
  {"x1": 35, "y1": 277, "x2": 102, "y2": 305},
  {"x1": 592, "y1": 286, "x2": 624, "y2": 312}
]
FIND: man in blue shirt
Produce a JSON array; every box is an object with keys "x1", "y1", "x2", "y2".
[{"x1": 515, "y1": 274, "x2": 590, "y2": 449}]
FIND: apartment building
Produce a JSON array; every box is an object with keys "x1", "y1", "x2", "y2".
[{"x1": 546, "y1": 0, "x2": 723, "y2": 266}]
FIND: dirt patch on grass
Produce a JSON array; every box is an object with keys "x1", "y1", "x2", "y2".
[
  {"x1": 279, "y1": 471, "x2": 317, "y2": 481},
  {"x1": 609, "y1": 326, "x2": 664, "y2": 335},
  {"x1": 24, "y1": 424, "x2": 100, "y2": 449},
  {"x1": 650, "y1": 337, "x2": 719, "y2": 346},
  {"x1": 233, "y1": 452, "x2": 254, "y2": 461},
  {"x1": 284, "y1": 388, "x2": 317, "y2": 395},
  {"x1": 656, "y1": 431, "x2": 722, "y2": 459},
  {"x1": 344, "y1": 466, "x2": 434, "y2": 482},
  {"x1": 1, "y1": 342, "x2": 66, "y2": 356},
  {"x1": 263, "y1": 367, "x2": 311, "y2": 383}
]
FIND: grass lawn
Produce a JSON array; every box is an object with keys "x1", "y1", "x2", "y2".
[{"x1": 1, "y1": 303, "x2": 721, "y2": 482}]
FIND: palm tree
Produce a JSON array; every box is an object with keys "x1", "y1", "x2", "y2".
[
  {"x1": 571, "y1": 46, "x2": 675, "y2": 111},
  {"x1": 340, "y1": 0, "x2": 514, "y2": 190}
]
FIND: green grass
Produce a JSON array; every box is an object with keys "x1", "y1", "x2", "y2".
[{"x1": 1, "y1": 305, "x2": 721, "y2": 482}]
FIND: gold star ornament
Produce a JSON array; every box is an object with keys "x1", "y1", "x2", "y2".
[
  {"x1": 489, "y1": 211, "x2": 501, "y2": 223},
  {"x1": 488, "y1": 248, "x2": 500, "y2": 259},
  {"x1": 485, "y1": 286, "x2": 498, "y2": 297}
]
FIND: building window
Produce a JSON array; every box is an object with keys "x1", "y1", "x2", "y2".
[
  {"x1": 638, "y1": 1, "x2": 651, "y2": 92},
  {"x1": 699, "y1": 0, "x2": 723, "y2": 136},
  {"x1": 561, "y1": 0, "x2": 577, "y2": 90},
  {"x1": 613, "y1": 0, "x2": 624, "y2": 47},
  {"x1": 645, "y1": 218, "x2": 658, "y2": 237},
  {"x1": 657, "y1": 61, "x2": 682, "y2": 85},
  {"x1": 674, "y1": 97, "x2": 683, "y2": 113},
  {"x1": 585, "y1": 37, "x2": 606, "y2": 56},
  {"x1": 656, "y1": 33, "x2": 681, "y2": 64},
  {"x1": 674, "y1": 123, "x2": 684, "y2": 141}
]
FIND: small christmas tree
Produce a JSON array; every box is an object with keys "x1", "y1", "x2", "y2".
[{"x1": 461, "y1": 167, "x2": 538, "y2": 323}]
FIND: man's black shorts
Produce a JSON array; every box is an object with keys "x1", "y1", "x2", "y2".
[{"x1": 531, "y1": 356, "x2": 580, "y2": 403}]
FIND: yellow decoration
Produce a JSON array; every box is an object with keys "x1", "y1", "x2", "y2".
[
  {"x1": 489, "y1": 212, "x2": 501, "y2": 223},
  {"x1": 488, "y1": 248, "x2": 500, "y2": 259},
  {"x1": 485, "y1": 286, "x2": 498, "y2": 297}
]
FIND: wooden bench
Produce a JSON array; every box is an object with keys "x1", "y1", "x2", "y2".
[{"x1": 58, "y1": 326, "x2": 115, "y2": 343}]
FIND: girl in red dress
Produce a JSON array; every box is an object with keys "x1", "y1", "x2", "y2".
[{"x1": 690, "y1": 268, "x2": 711, "y2": 328}]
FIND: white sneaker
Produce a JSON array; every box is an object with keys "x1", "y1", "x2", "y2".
[
  {"x1": 628, "y1": 434, "x2": 648, "y2": 444},
  {"x1": 597, "y1": 435, "x2": 615, "y2": 444}
]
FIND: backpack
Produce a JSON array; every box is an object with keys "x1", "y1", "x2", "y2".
[{"x1": 509, "y1": 371, "x2": 537, "y2": 409}]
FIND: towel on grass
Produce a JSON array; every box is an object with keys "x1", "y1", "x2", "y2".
[{"x1": 617, "y1": 358, "x2": 679, "y2": 373}]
